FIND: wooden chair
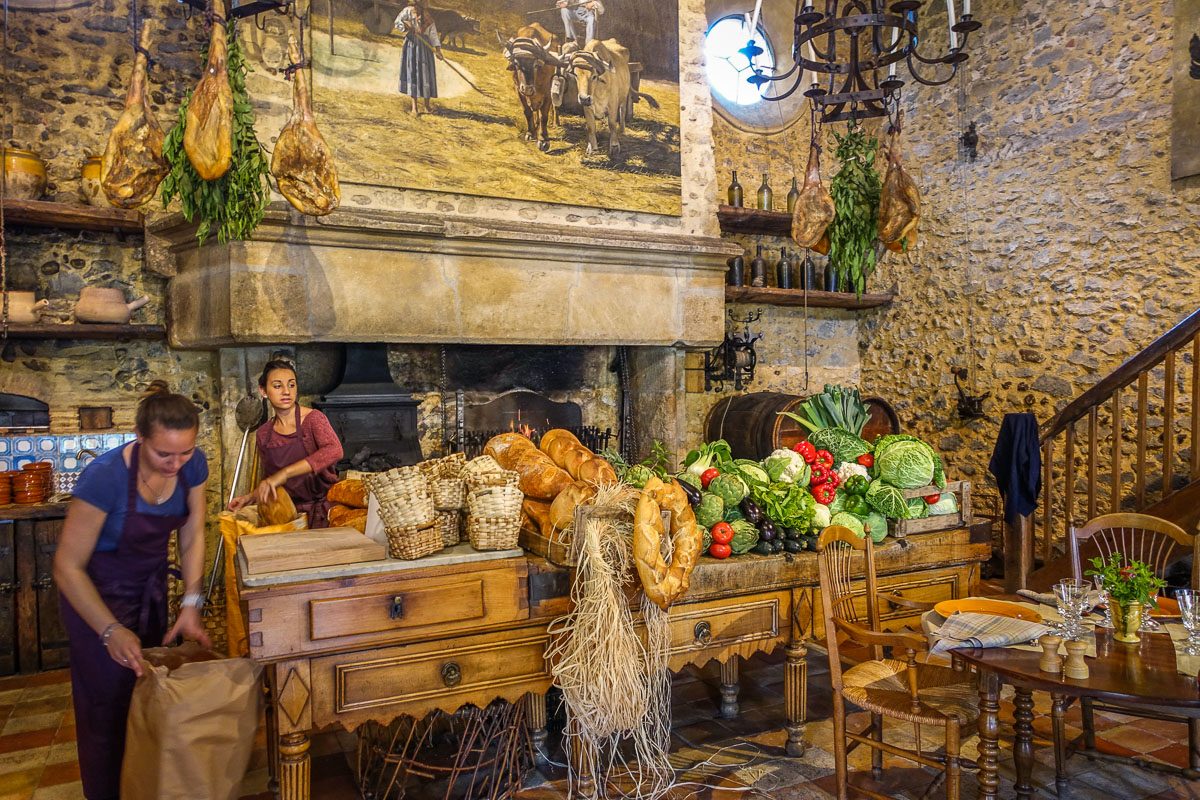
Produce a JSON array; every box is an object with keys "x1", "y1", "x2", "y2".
[
  {"x1": 1067, "y1": 512, "x2": 1200, "y2": 775},
  {"x1": 817, "y1": 526, "x2": 978, "y2": 800}
]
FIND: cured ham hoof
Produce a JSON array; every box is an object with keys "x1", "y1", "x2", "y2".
[{"x1": 538, "y1": 139, "x2": 550, "y2": 152}]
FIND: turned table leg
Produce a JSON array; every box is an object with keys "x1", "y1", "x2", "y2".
[
  {"x1": 1013, "y1": 687, "x2": 1035, "y2": 800},
  {"x1": 1051, "y1": 693, "x2": 1068, "y2": 797},
  {"x1": 784, "y1": 641, "x2": 808, "y2": 757},
  {"x1": 525, "y1": 692, "x2": 549, "y2": 766},
  {"x1": 265, "y1": 681, "x2": 280, "y2": 793},
  {"x1": 278, "y1": 731, "x2": 312, "y2": 800},
  {"x1": 977, "y1": 670, "x2": 1000, "y2": 800},
  {"x1": 719, "y1": 657, "x2": 739, "y2": 720}
]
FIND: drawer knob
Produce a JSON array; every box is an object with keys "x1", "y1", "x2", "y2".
[
  {"x1": 441, "y1": 661, "x2": 462, "y2": 688},
  {"x1": 389, "y1": 596, "x2": 404, "y2": 620},
  {"x1": 694, "y1": 621, "x2": 712, "y2": 645}
]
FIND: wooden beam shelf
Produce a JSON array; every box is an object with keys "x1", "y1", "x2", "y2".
[
  {"x1": 1, "y1": 323, "x2": 165, "y2": 340},
  {"x1": 717, "y1": 204, "x2": 792, "y2": 237},
  {"x1": 2, "y1": 198, "x2": 144, "y2": 234},
  {"x1": 726, "y1": 286, "x2": 895, "y2": 309}
]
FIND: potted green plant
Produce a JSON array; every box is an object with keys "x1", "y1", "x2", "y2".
[{"x1": 1086, "y1": 554, "x2": 1166, "y2": 643}]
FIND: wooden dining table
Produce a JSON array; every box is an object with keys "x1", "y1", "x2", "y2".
[{"x1": 954, "y1": 597, "x2": 1200, "y2": 799}]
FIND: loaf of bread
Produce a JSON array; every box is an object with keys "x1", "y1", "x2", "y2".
[
  {"x1": 328, "y1": 504, "x2": 368, "y2": 531},
  {"x1": 258, "y1": 486, "x2": 297, "y2": 526},
  {"x1": 538, "y1": 428, "x2": 617, "y2": 486},
  {"x1": 549, "y1": 480, "x2": 596, "y2": 532},
  {"x1": 484, "y1": 433, "x2": 572, "y2": 500},
  {"x1": 522, "y1": 497, "x2": 554, "y2": 536},
  {"x1": 327, "y1": 479, "x2": 368, "y2": 508}
]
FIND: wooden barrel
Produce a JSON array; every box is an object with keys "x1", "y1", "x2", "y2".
[
  {"x1": 704, "y1": 393, "x2": 808, "y2": 460},
  {"x1": 704, "y1": 392, "x2": 902, "y2": 460}
]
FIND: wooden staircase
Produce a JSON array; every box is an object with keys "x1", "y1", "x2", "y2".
[{"x1": 1024, "y1": 307, "x2": 1200, "y2": 591}]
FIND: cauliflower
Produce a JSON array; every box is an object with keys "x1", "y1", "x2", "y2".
[
  {"x1": 835, "y1": 462, "x2": 870, "y2": 484},
  {"x1": 765, "y1": 449, "x2": 811, "y2": 485}
]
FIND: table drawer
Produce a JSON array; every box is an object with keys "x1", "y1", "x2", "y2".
[
  {"x1": 664, "y1": 590, "x2": 790, "y2": 670},
  {"x1": 310, "y1": 627, "x2": 552, "y2": 728},
  {"x1": 244, "y1": 559, "x2": 529, "y2": 660}
]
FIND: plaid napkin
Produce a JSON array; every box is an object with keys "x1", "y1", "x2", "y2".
[
  {"x1": 931, "y1": 612, "x2": 1054, "y2": 655},
  {"x1": 1017, "y1": 588, "x2": 1104, "y2": 613}
]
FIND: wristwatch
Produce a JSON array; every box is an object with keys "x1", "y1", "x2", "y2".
[{"x1": 181, "y1": 592, "x2": 205, "y2": 610}]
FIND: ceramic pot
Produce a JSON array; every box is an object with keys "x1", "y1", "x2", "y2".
[
  {"x1": 1111, "y1": 601, "x2": 1142, "y2": 644},
  {"x1": 2, "y1": 149, "x2": 47, "y2": 201},
  {"x1": 5, "y1": 291, "x2": 49, "y2": 325},
  {"x1": 78, "y1": 155, "x2": 109, "y2": 207},
  {"x1": 74, "y1": 287, "x2": 151, "y2": 324}
]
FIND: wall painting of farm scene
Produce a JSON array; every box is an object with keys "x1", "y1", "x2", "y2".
[{"x1": 308, "y1": 0, "x2": 682, "y2": 215}]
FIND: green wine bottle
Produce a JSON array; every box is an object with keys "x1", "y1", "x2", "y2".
[
  {"x1": 757, "y1": 173, "x2": 773, "y2": 211},
  {"x1": 786, "y1": 177, "x2": 800, "y2": 214},
  {"x1": 727, "y1": 171, "x2": 743, "y2": 207}
]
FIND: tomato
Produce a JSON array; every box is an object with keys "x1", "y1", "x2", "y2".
[
  {"x1": 700, "y1": 468, "x2": 720, "y2": 489},
  {"x1": 708, "y1": 542, "x2": 732, "y2": 559},
  {"x1": 857, "y1": 453, "x2": 875, "y2": 468},
  {"x1": 924, "y1": 493, "x2": 941, "y2": 505},
  {"x1": 710, "y1": 522, "x2": 734, "y2": 545},
  {"x1": 814, "y1": 450, "x2": 834, "y2": 469}
]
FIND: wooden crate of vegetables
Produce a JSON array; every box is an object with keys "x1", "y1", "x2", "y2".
[{"x1": 888, "y1": 481, "x2": 972, "y2": 538}]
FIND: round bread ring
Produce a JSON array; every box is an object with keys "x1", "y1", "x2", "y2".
[{"x1": 633, "y1": 476, "x2": 703, "y2": 611}]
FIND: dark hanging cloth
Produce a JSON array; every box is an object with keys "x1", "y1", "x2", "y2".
[{"x1": 988, "y1": 412, "x2": 1042, "y2": 524}]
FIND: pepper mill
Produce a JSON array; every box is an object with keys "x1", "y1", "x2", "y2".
[
  {"x1": 726, "y1": 255, "x2": 744, "y2": 287},
  {"x1": 776, "y1": 248, "x2": 793, "y2": 289},
  {"x1": 749, "y1": 246, "x2": 768, "y2": 288},
  {"x1": 1038, "y1": 634, "x2": 1063, "y2": 674},
  {"x1": 1063, "y1": 639, "x2": 1090, "y2": 679}
]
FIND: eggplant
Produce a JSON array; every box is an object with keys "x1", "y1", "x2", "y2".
[
  {"x1": 758, "y1": 518, "x2": 779, "y2": 542},
  {"x1": 771, "y1": 539, "x2": 785, "y2": 553},
  {"x1": 783, "y1": 540, "x2": 803, "y2": 554},
  {"x1": 751, "y1": 541, "x2": 773, "y2": 556},
  {"x1": 677, "y1": 479, "x2": 702, "y2": 507},
  {"x1": 804, "y1": 535, "x2": 818, "y2": 552},
  {"x1": 740, "y1": 498, "x2": 764, "y2": 525},
  {"x1": 783, "y1": 526, "x2": 801, "y2": 541}
]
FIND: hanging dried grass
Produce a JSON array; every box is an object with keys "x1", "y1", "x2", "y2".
[{"x1": 546, "y1": 508, "x2": 674, "y2": 799}]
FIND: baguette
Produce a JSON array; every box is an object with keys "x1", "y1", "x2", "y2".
[
  {"x1": 327, "y1": 479, "x2": 368, "y2": 508},
  {"x1": 538, "y1": 428, "x2": 616, "y2": 486},
  {"x1": 484, "y1": 433, "x2": 572, "y2": 500},
  {"x1": 522, "y1": 497, "x2": 554, "y2": 536}
]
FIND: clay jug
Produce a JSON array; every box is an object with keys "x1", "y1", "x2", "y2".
[
  {"x1": 75, "y1": 287, "x2": 151, "y2": 324},
  {"x1": 5, "y1": 291, "x2": 49, "y2": 325},
  {"x1": 79, "y1": 155, "x2": 109, "y2": 207},
  {"x1": 2, "y1": 149, "x2": 47, "y2": 201}
]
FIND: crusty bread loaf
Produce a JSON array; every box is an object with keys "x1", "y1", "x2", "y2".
[
  {"x1": 538, "y1": 428, "x2": 616, "y2": 486},
  {"x1": 258, "y1": 486, "x2": 297, "y2": 526},
  {"x1": 327, "y1": 479, "x2": 368, "y2": 508},
  {"x1": 485, "y1": 433, "x2": 572, "y2": 500},
  {"x1": 633, "y1": 477, "x2": 702, "y2": 611},
  {"x1": 577, "y1": 457, "x2": 617, "y2": 485},
  {"x1": 522, "y1": 496, "x2": 554, "y2": 536},
  {"x1": 328, "y1": 504, "x2": 368, "y2": 532},
  {"x1": 549, "y1": 480, "x2": 596, "y2": 532}
]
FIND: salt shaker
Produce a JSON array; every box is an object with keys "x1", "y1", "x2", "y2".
[
  {"x1": 1063, "y1": 639, "x2": 1089, "y2": 679},
  {"x1": 1038, "y1": 634, "x2": 1063, "y2": 673}
]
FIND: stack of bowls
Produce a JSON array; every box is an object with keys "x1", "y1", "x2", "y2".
[
  {"x1": 0, "y1": 472, "x2": 12, "y2": 505},
  {"x1": 16, "y1": 462, "x2": 52, "y2": 503}
]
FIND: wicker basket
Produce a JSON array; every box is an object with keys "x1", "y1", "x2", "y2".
[
  {"x1": 467, "y1": 516, "x2": 521, "y2": 551},
  {"x1": 420, "y1": 452, "x2": 467, "y2": 480},
  {"x1": 365, "y1": 467, "x2": 435, "y2": 529},
  {"x1": 466, "y1": 468, "x2": 520, "y2": 493},
  {"x1": 463, "y1": 455, "x2": 504, "y2": 478},
  {"x1": 435, "y1": 510, "x2": 461, "y2": 547},
  {"x1": 430, "y1": 477, "x2": 467, "y2": 510},
  {"x1": 385, "y1": 522, "x2": 442, "y2": 560}
]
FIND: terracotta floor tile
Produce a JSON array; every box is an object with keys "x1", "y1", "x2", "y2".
[
  {"x1": 35, "y1": 761, "x2": 79, "y2": 788},
  {"x1": 1148, "y1": 742, "x2": 1192, "y2": 770},
  {"x1": 0, "y1": 766, "x2": 42, "y2": 797},
  {"x1": 29, "y1": 781, "x2": 83, "y2": 800},
  {"x1": 8, "y1": 699, "x2": 70, "y2": 720},
  {"x1": 0, "y1": 677, "x2": 29, "y2": 694},
  {"x1": 0, "y1": 747, "x2": 50, "y2": 778},
  {"x1": 1, "y1": 716, "x2": 64, "y2": 739},
  {"x1": 20, "y1": 674, "x2": 67, "y2": 690},
  {"x1": 49, "y1": 727, "x2": 72, "y2": 747},
  {"x1": 11, "y1": 686, "x2": 69, "y2": 705},
  {"x1": 40, "y1": 744, "x2": 77, "y2": 768},
  {"x1": 0, "y1": 691, "x2": 23, "y2": 708},
  {"x1": 0, "y1": 729, "x2": 55, "y2": 756},
  {"x1": 1100, "y1": 724, "x2": 1171, "y2": 753},
  {"x1": 1091, "y1": 736, "x2": 1140, "y2": 759}
]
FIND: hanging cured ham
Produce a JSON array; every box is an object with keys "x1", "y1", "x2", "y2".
[
  {"x1": 101, "y1": 20, "x2": 168, "y2": 208},
  {"x1": 184, "y1": 17, "x2": 234, "y2": 180},
  {"x1": 790, "y1": 142, "x2": 836, "y2": 251},
  {"x1": 271, "y1": 33, "x2": 340, "y2": 216},
  {"x1": 878, "y1": 117, "x2": 921, "y2": 249}
]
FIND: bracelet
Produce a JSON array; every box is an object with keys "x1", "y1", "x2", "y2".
[
  {"x1": 181, "y1": 592, "x2": 204, "y2": 610},
  {"x1": 99, "y1": 621, "x2": 123, "y2": 648}
]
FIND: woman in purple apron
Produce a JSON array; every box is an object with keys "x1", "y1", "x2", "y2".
[
  {"x1": 229, "y1": 359, "x2": 342, "y2": 528},
  {"x1": 53, "y1": 381, "x2": 211, "y2": 800}
]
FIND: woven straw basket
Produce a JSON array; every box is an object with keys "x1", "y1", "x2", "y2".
[
  {"x1": 435, "y1": 510, "x2": 461, "y2": 547},
  {"x1": 466, "y1": 485, "x2": 522, "y2": 550},
  {"x1": 365, "y1": 467, "x2": 435, "y2": 530},
  {"x1": 385, "y1": 522, "x2": 442, "y2": 560},
  {"x1": 430, "y1": 477, "x2": 467, "y2": 511}
]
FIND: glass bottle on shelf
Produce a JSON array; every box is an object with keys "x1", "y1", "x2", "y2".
[
  {"x1": 786, "y1": 177, "x2": 800, "y2": 214},
  {"x1": 727, "y1": 171, "x2": 743, "y2": 207},
  {"x1": 776, "y1": 248, "x2": 792, "y2": 289},
  {"x1": 757, "y1": 173, "x2": 773, "y2": 211},
  {"x1": 750, "y1": 246, "x2": 768, "y2": 287}
]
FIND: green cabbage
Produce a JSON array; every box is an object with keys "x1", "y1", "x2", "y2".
[
  {"x1": 808, "y1": 428, "x2": 872, "y2": 465},
  {"x1": 695, "y1": 493, "x2": 725, "y2": 528},
  {"x1": 732, "y1": 460, "x2": 770, "y2": 488},
  {"x1": 875, "y1": 439, "x2": 935, "y2": 489},
  {"x1": 860, "y1": 509, "x2": 888, "y2": 542},
  {"x1": 928, "y1": 493, "x2": 959, "y2": 516},
  {"x1": 830, "y1": 512, "x2": 865, "y2": 538},
  {"x1": 907, "y1": 498, "x2": 930, "y2": 519},
  {"x1": 866, "y1": 481, "x2": 909, "y2": 518},
  {"x1": 811, "y1": 503, "x2": 832, "y2": 531},
  {"x1": 827, "y1": 490, "x2": 850, "y2": 516},
  {"x1": 675, "y1": 471, "x2": 702, "y2": 490},
  {"x1": 708, "y1": 474, "x2": 749, "y2": 507},
  {"x1": 723, "y1": 505, "x2": 745, "y2": 524},
  {"x1": 874, "y1": 434, "x2": 946, "y2": 489}
]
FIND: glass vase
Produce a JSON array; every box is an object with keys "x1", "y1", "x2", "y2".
[{"x1": 1111, "y1": 602, "x2": 1143, "y2": 644}]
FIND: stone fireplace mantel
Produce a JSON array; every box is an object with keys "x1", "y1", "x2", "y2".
[{"x1": 147, "y1": 205, "x2": 740, "y2": 349}]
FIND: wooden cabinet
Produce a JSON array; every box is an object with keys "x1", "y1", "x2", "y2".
[
  {"x1": 664, "y1": 590, "x2": 790, "y2": 670},
  {"x1": 0, "y1": 509, "x2": 69, "y2": 675}
]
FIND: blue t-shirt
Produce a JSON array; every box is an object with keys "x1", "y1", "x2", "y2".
[{"x1": 73, "y1": 443, "x2": 209, "y2": 552}]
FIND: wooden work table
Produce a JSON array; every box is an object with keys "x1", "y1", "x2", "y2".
[{"x1": 237, "y1": 527, "x2": 989, "y2": 800}]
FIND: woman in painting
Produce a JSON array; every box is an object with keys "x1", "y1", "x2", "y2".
[
  {"x1": 394, "y1": 0, "x2": 445, "y2": 114},
  {"x1": 228, "y1": 358, "x2": 343, "y2": 528},
  {"x1": 54, "y1": 381, "x2": 211, "y2": 800}
]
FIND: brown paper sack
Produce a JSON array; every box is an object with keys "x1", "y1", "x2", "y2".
[{"x1": 121, "y1": 642, "x2": 263, "y2": 800}]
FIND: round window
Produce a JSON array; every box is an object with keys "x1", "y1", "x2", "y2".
[{"x1": 704, "y1": 16, "x2": 775, "y2": 107}]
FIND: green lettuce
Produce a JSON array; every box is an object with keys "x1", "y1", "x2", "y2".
[{"x1": 831, "y1": 512, "x2": 865, "y2": 538}]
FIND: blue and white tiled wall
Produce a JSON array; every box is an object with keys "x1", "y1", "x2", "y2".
[{"x1": 0, "y1": 433, "x2": 138, "y2": 473}]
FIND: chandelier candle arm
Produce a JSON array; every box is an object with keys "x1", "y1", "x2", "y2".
[{"x1": 946, "y1": 0, "x2": 958, "y2": 50}]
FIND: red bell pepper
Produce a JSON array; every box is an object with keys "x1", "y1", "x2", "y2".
[
  {"x1": 812, "y1": 483, "x2": 837, "y2": 505},
  {"x1": 792, "y1": 440, "x2": 817, "y2": 464},
  {"x1": 857, "y1": 453, "x2": 875, "y2": 468},
  {"x1": 825, "y1": 472, "x2": 841, "y2": 490},
  {"x1": 810, "y1": 463, "x2": 829, "y2": 485},
  {"x1": 814, "y1": 450, "x2": 834, "y2": 469},
  {"x1": 924, "y1": 493, "x2": 941, "y2": 505}
]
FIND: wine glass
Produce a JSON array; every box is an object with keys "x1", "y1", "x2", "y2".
[
  {"x1": 1177, "y1": 590, "x2": 1200, "y2": 655},
  {"x1": 1092, "y1": 573, "x2": 1113, "y2": 628},
  {"x1": 1054, "y1": 579, "x2": 1091, "y2": 641}
]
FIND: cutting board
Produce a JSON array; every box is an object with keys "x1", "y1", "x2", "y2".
[{"x1": 239, "y1": 527, "x2": 387, "y2": 575}]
